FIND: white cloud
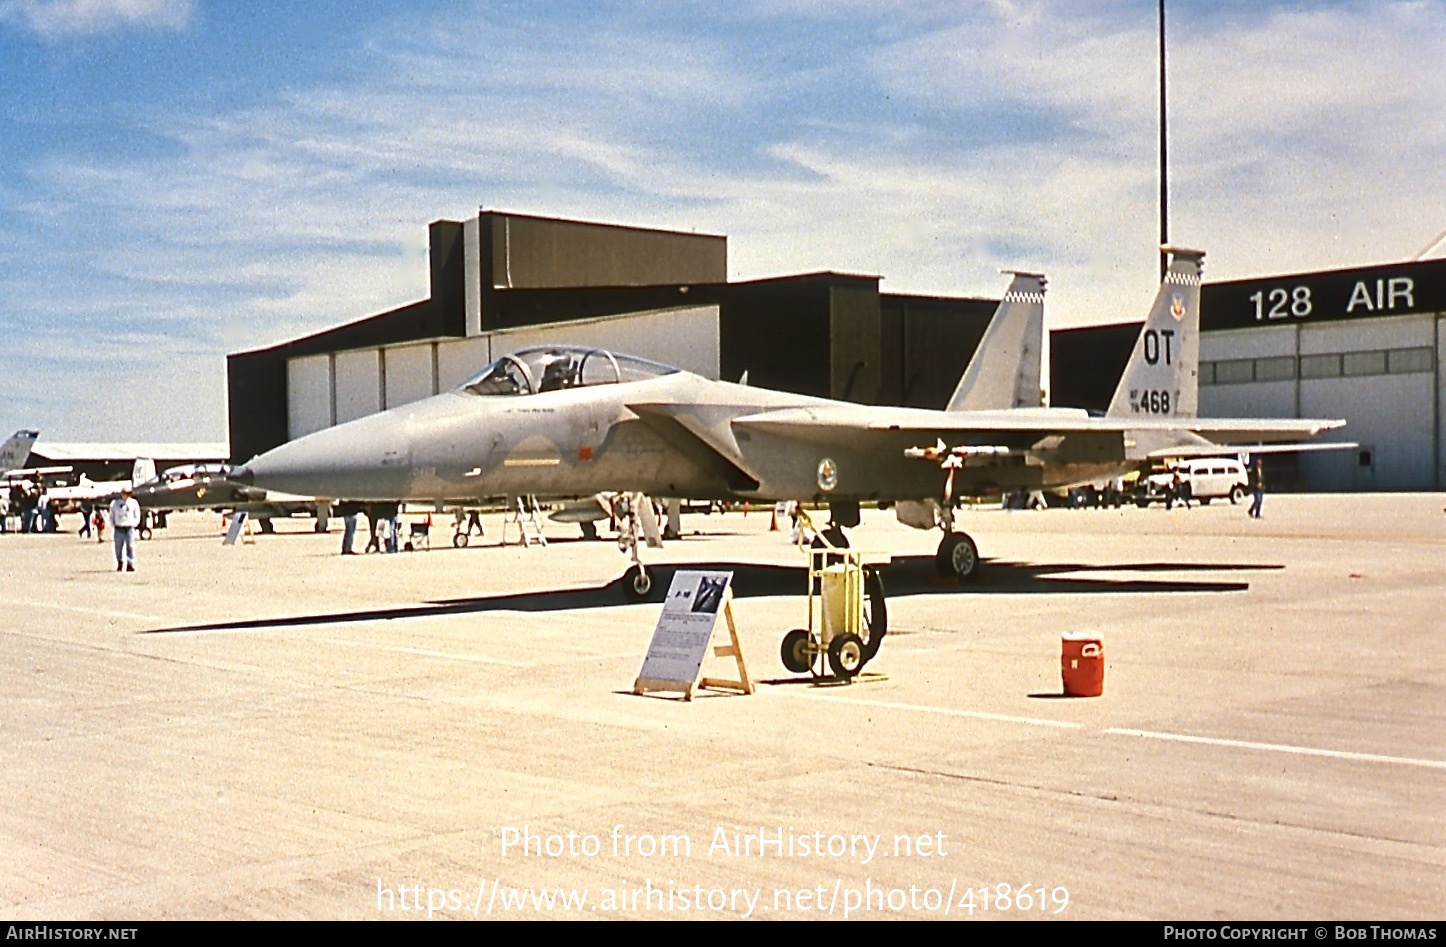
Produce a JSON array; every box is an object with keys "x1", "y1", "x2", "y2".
[{"x1": 0, "y1": 0, "x2": 192, "y2": 39}]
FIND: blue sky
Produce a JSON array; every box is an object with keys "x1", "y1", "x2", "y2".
[{"x1": 1, "y1": 0, "x2": 1442, "y2": 444}]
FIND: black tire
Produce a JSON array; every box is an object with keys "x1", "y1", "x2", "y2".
[
  {"x1": 861, "y1": 567, "x2": 887, "y2": 662},
  {"x1": 257, "y1": 518, "x2": 275, "y2": 534},
  {"x1": 580, "y1": 520, "x2": 598, "y2": 541},
  {"x1": 827, "y1": 632, "x2": 865, "y2": 679},
  {"x1": 936, "y1": 531, "x2": 979, "y2": 580},
  {"x1": 138, "y1": 526, "x2": 152, "y2": 541},
  {"x1": 1229, "y1": 485, "x2": 1246, "y2": 505},
  {"x1": 1199, "y1": 498, "x2": 1211, "y2": 506},
  {"x1": 452, "y1": 531, "x2": 469, "y2": 548},
  {"x1": 780, "y1": 629, "x2": 813, "y2": 674},
  {"x1": 621, "y1": 564, "x2": 654, "y2": 603}
]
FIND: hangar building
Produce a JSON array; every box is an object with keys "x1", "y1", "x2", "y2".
[
  {"x1": 227, "y1": 210, "x2": 998, "y2": 465},
  {"x1": 1051, "y1": 258, "x2": 1446, "y2": 491}
]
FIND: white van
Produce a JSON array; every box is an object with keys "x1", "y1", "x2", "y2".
[{"x1": 1136, "y1": 458, "x2": 1250, "y2": 506}]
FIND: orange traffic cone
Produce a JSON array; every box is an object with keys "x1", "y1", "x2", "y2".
[{"x1": 769, "y1": 505, "x2": 779, "y2": 531}]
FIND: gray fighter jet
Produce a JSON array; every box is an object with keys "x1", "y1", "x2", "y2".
[{"x1": 235, "y1": 249, "x2": 1344, "y2": 597}]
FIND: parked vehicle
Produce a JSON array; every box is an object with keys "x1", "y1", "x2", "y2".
[{"x1": 1135, "y1": 458, "x2": 1250, "y2": 506}]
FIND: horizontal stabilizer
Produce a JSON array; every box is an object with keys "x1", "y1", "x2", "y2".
[{"x1": 1146, "y1": 440, "x2": 1359, "y2": 461}]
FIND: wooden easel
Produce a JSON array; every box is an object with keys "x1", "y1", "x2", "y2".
[
  {"x1": 697, "y1": 591, "x2": 754, "y2": 697},
  {"x1": 633, "y1": 587, "x2": 754, "y2": 701}
]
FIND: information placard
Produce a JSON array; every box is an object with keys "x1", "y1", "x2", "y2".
[
  {"x1": 633, "y1": 571, "x2": 736, "y2": 699},
  {"x1": 222, "y1": 511, "x2": 249, "y2": 546}
]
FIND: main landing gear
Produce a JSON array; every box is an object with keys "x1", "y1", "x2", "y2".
[
  {"x1": 902, "y1": 441, "x2": 990, "y2": 582},
  {"x1": 933, "y1": 495, "x2": 981, "y2": 581}
]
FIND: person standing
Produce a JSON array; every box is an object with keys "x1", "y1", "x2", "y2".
[
  {"x1": 364, "y1": 504, "x2": 382, "y2": 553},
  {"x1": 1248, "y1": 460, "x2": 1266, "y2": 519},
  {"x1": 78, "y1": 501, "x2": 93, "y2": 539},
  {"x1": 383, "y1": 502, "x2": 402, "y2": 553},
  {"x1": 19, "y1": 484, "x2": 37, "y2": 533},
  {"x1": 110, "y1": 486, "x2": 142, "y2": 571},
  {"x1": 0, "y1": 489, "x2": 8, "y2": 534},
  {"x1": 337, "y1": 501, "x2": 363, "y2": 555}
]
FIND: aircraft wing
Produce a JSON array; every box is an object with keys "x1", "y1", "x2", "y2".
[
  {"x1": 732, "y1": 405, "x2": 1095, "y2": 445},
  {"x1": 1151, "y1": 418, "x2": 1349, "y2": 443},
  {"x1": 732, "y1": 405, "x2": 1346, "y2": 447},
  {"x1": 4, "y1": 466, "x2": 73, "y2": 479}
]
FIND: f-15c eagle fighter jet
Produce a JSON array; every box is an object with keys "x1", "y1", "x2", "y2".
[{"x1": 235, "y1": 248, "x2": 1344, "y2": 598}]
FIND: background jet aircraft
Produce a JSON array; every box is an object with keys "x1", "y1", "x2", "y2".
[
  {"x1": 236, "y1": 249, "x2": 1344, "y2": 597},
  {"x1": 39, "y1": 458, "x2": 156, "y2": 512},
  {"x1": 1, "y1": 429, "x2": 42, "y2": 475},
  {"x1": 0, "y1": 429, "x2": 74, "y2": 484},
  {"x1": 128, "y1": 463, "x2": 328, "y2": 535}
]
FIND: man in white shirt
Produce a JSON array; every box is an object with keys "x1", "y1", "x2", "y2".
[{"x1": 109, "y1": 486, "x2": 142, "y2": 572}]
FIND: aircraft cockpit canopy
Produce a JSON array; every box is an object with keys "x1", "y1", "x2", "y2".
[
  {"x1": 459, "y1": 346, "x2": 679, "y2": 397},
  {"x1": 159, "y1": 463, "x2": 230, "y2": 484}
]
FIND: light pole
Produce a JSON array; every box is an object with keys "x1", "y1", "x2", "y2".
[{"x1": 1159, "y1": 0, "x2": 1169, "y2": 280}]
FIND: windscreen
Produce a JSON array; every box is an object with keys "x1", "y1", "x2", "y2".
[{"x1": 458, "y1": 346, "x2": 679, "y2": 397}]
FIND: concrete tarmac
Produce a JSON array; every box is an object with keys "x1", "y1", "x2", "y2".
[{"x1": 1, "y1": 494, "x2": 1442, "y2": 920}]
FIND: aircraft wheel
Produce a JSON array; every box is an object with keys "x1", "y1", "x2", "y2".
[
  {"x1": 138, "y1": 526, "x2": 153, "y2": 541},
  {"x1": 861, "y1": 567, "x2": 888, "y2": 662},
  {"x1": 827, "y1": 632, "x2": 865, "y2": 679},
  {"x1": 257, "y1": 518, "x2": 275, "y2": 534},
  {"x1": 936, "y1": 531, "x2": 979, "y2": 581},
  {"x1": 621, "y1": 564, "x2": 654, "y2": 603},
  {"x1": 580, "y1": 521, "x2": 598, "y2": 541},
  {"x1": 1135, "y1": 498, "x2": 1151, "y2": 509},
  {"x1": 1199, "y1": 498, "x2": 1211, "y2": 506},
  {"x1": 1229, "y1": 485, "x2": 1245, "y2": 505},
  {"x1": 453, "y1": 531, "x2": 469, "y2": 548},
  {"x1": 780, "y1": 629, "x2": 813, "y2": 674}
]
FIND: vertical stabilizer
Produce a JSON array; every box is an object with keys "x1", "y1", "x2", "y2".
[
  {"x1": 1106, "y1": 247, "x2": 1204, "y2": 420},
  {"x1": 0, "y1": 429, "x2": 40, "y2": 473},
  {"x1": 132, "y1": 457, "x2": 157, "y2": 487},
  {"x1": 947, "y1": 271, "x2": 1046, "y2": 411}
]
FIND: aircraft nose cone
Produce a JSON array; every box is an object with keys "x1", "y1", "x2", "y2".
[{"x1": 244, "y1": 413, "x2": 412, "y2": 499}]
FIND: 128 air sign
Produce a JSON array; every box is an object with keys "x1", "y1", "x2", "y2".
[{"x1": 1204, "y1": 258, "x2": 1446, "y2": 331}]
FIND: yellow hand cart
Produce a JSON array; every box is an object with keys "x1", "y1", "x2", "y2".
[{"x1": 779, "y1": 508, "x2": 888, "y2": 681}]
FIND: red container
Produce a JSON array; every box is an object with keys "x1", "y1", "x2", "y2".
[{"x1": 1061, "y1": 633, "x2": 1104, "y2": 697}]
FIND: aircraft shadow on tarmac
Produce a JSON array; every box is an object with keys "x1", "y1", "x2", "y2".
[{"x1": 144, "y1": 555, "x2": 1277, "y2": 635}]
